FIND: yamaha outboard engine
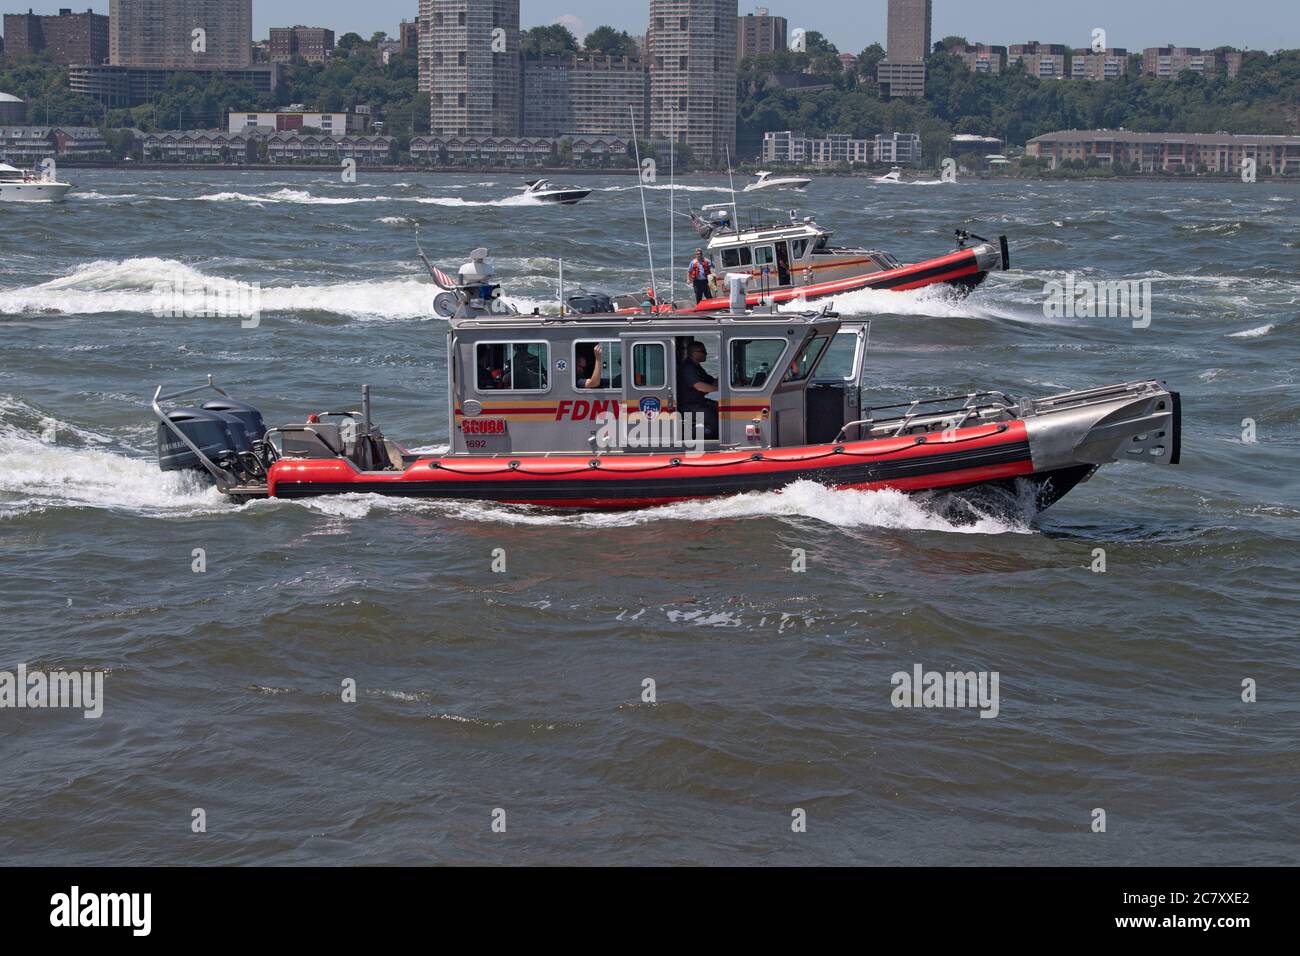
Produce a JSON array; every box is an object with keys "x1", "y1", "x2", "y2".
[
  {"x1": 157, "y1": 407, "x2": 239, "y2": 474},
  {"x1": 158, "y1": 397, "x2": 271, "y2": 481},
  {"x1": 566, "y1": 292, "x2": 614, "y2": 315},
  {"x1": 201, "y1": 398, "x2": 266, "y2": 449}
]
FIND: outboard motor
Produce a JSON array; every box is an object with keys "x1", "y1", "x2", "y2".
[
  {"x1": 200, "y1": 398, "x2": 266, "y2": 449},
  {"x1": 566, "y1": 292, "x2": 613, "y2": 315},
  {"x1": 157, "y1": 407, "x2": 240, "y2": 474}
]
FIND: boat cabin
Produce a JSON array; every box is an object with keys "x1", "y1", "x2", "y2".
[
  {"x1": 445, "y1": 296, "x2": 868, "y2": 456},
  {"x1": 699, "y1": 205, "x2": 903, "y2": 291},
  {"x1": 0, "y1": 162, "x2": 37, "y2": 183}
]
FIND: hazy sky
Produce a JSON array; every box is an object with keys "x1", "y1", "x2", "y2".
[{"x1": 8, "y1": 2, "x2": 1294, "y2": 53}]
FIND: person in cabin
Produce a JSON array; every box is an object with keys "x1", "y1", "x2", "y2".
[
  {"x1": 574, "y1": 349, "x2": 595, "y2": 388},
  {"x1": 477, "y1": 348, "x2": 506, "y2": 389},
  {"x1": 510, "y1": 343, "x2": 545, "y2": 390},
  {"x1": 687, "y1": 249, "x2": 714, "y2": 304},
  {"x1": 577, "y1": 343, "x2": 621, "y2": 389},
  {"x1": 678, "y1": 340, "x2": 719, "y2": 440}
]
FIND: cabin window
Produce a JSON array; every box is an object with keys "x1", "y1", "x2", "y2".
[
  {"x1": 782, "y1": 336, "x2": 831, "y2": 383},
  {"x1": 729, "y1": 339, "x2": 787, "y2": 389},
  {"x1": 721, "y1": 246, "x2": 752, "y2": 268},
  {"x1": 813, "y1": 235, "x2": 829, "y2": 252},
  {"x1": 790, "y1": 238, "x2": 809, "y2": 259},
  {"x1": 574, "y1": 340, "x2": 621, "y2": 390},
  {"x1": 753, "y1": 245, "x2": 775, "y2": 269},
  {"x1": 816, "y1": 330, "x2": 861, "y2": 382},
  {"x1": 474, "y1": 342, "x2": 549, "y2": 392},
  {"x1": 631, "y1": 342, "x2": 666, "y2": 388}
]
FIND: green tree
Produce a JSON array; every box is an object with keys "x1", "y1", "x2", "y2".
[
  {"x1": 337, "y1": 33, "x2": 367, "y2": 55},
  {"x1": 583, "y1": 26, "x2": 638, "y2": 57},
  {"x1": 520, "y1": 24, "x2": 579, "y2": 58}
]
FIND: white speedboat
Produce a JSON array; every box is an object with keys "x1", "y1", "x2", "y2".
[
  {"x1": 743, "y1": 170, "x2": 812, "y2": 192},
  {"x1": 0, "y1": 162, "x2": 73, "y2": 202},
  {"x1": 874, "y1": 166, "x2": 903, "y2": 183},
  {"x1": 522, "y1": 179, "x2": 591, "y2": 205}
]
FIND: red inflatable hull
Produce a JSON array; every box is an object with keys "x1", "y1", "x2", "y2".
[
  {"x1": 618, "y1": 246, "x2": 989, "y2": 314},
  {"x1": 266, "y1": 421, "x2": 1037, "y2": 510}
]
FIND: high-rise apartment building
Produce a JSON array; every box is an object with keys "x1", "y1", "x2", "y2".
[
  {"x1": 886, "y1": 0, "x2": 931, "y2": 61},
  {"x1": 421, "y1": 0, "x2": 520, "y2": 137},
  {"x1": 418, "y1": 1, "x2": 433, "y2": 92},
  {"x1": 522, "y1": 54, "x2": 649, "y2": 138},
  {"x1": 3, "y1": 7, "x2": 109, "y2": 65},
  {"x1": 736, "y1": 7, "x2": 786, "y2": 61},
  {"x1": 269, "y1": 26, "x2": 335, "y2": 64},
  {"x1": 400, "y1": 19, "x2": 420, "y2": 52},
  {"x1": 109, "y1": 0, "x2": 252, "y2": 69},
  {"x1": 877, "y1": 0, "x2": 931, "y2": 97},
  {"x1": 647, "y1": 0, "x2": 738, "y2": 164}
]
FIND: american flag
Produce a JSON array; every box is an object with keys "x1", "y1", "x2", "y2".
[{"x1": 430, "y1": 265, "x2": 455, "y2": 289}]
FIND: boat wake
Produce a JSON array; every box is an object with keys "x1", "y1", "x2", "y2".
[
  {"x1": 270, "y1": 480, "x2": 1034, "y2": 535},
  {"x1": 0, "y1": 397, "x2": 230, "y2": 519},
  {"x1": 412, "y1": 193, "x2": 547, "y2": 207},
  {"x1": 776, "y1": 282, "x2": 1020, "y2": 321},
  {"x1": 189, "y1": 189, "x2": 548, "y2": 208}
]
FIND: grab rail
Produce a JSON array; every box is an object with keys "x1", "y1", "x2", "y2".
[
  {"x1": 150, "y1": 375, "x2": 238, "y2": 488},
  {"x1": 833, "y1": 391, "x2": 1018, "y2": 444}
]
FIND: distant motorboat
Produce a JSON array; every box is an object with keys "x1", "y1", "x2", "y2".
[
  {"x1": 0, "y1": 162, "x2": 73, "y2": 202},
  {"x1": 743, "y1": 170, "x2": 812, "y2": 192},
  {"x1": 874, "y1": 166, "x2": 904, "y2": 184},
  {"x1": 522, "y1": 179, "x2": 591, "y2": 205}
]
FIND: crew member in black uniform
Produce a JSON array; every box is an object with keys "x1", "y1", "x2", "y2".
[{"x1": 678, "y1": 340, "x2": 719, "y2": 440}]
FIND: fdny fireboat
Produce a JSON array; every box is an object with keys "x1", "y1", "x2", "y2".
[
  {"x1": 151, "y1": 250, "x2": 1180, "y2": 514},
  {"x1": 610, "y1": 205, "x2": 1009, "y2": 313}
]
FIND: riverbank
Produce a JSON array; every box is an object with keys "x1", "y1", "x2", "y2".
[{"x1": 52, "y1": 161, "x2": 1300, "y2": 185}]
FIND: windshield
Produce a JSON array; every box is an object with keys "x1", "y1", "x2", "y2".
[
  {"x1": 816, "y1": 330, "x2": 861, "y2": 382},
  {"x1": 782, "y1": 336, "x2": 831, "y2": 383}
]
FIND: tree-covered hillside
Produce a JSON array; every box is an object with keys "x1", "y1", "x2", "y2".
[{"x1": 738, "y1": 44, "x2": 1300, "y2": 165}]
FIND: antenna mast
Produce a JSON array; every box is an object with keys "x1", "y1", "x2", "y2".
[
  {"x1": 629, "y1": 107, "x2": 657, "y2": 306},
  {"x1": 726, "y1": 143, "x2": 738, "y2": 220},
  {"x1": 669, "y1": 107, "x2": 676, "y2": 308}
]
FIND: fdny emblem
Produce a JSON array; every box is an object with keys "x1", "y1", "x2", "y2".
[{"x1": 639, "y1": 397, "x2": 662, "y2": 420}]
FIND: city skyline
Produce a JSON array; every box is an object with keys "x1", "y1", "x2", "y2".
[{"x1": 2, "y1": 0, "x2": 1295, "y2": 53}]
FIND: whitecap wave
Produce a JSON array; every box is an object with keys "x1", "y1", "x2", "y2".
[
  {"x1": 1227, "y1": 324, "x2": 1275, "y2": 338},
  {"x1": 0, "y1": 257, "x2": 438, "y2": 321},
  {"x1": 602, "y1": 183, "x2": 731, "y2": 193},
  {"x1": 196, "y1": 188, "x2": 379, "y2": 205}
]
